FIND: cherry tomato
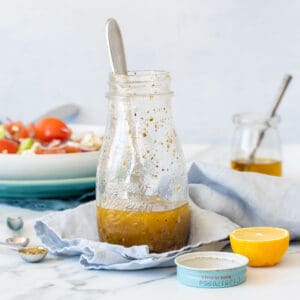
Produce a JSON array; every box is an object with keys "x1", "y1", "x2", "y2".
[
  {"x1": 34, "y1": 118, "x2": 72, "y2": 142},
  {"x1": 0, "y1": 139, "x2": 18, "y2": 153},
  {"x1": 35, "y1": 148, "x2": 66, "y2": 154},
  {"x1": 5, "y1": 121, "x2": 29, "y2": 140}
]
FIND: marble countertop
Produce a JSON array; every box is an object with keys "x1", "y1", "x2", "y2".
[{"x1": 2, "y1": 144, "x2": 300, "y2": 300}]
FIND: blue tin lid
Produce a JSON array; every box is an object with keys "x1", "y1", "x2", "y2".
[{"x1": 175, "y1": 251, "x2": 248, "y2": 288}]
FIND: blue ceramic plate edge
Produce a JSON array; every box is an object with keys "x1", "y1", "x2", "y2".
[{"x1": 0, "y1": 177, "x2": 96, "y2": 186}]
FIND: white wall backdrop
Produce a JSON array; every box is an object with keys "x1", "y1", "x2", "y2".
[{"x1": 0, "y1": 0, "x2": 300, "y2": 144}]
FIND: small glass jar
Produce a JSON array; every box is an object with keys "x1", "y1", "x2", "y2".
[
  {"x1": 96, "y1": 71, "x2": 190, "y2": 253},
  {"x1": 231, "y1": 113, "x2": 282, "y2": 176}
]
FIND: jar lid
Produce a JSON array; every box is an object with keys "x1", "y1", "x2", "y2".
[{"x1": 175, "y1": 251, "x2": 248, "y2": 288}]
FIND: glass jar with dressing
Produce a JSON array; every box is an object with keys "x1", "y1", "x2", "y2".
[
  {"x1": 231, "y1": 112, "x2": 282, "y2": 176},
  {"x1": 96, "y1": 71, "x2": 190, "y2": 253}
]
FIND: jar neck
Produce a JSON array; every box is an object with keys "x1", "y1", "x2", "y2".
[
  {"x1": 233, "y1": 113, "x2": 280, "y2": 129},
  {"x1": 107, "y1": 94, "x2": 173, "y2": 126},
  {"x1": 107, "y1": 70, "x2": 173, "y2": 97}
]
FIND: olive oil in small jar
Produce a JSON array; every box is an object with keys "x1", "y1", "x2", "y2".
[{"x1": 231, "y1": 113, "x2": 282, "y2": 176}]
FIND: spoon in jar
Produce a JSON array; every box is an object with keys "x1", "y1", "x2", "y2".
[
  {"x1": 0, "y1": 237, "x2": 47, "y2": 263},
  {"x1": 106, "y1": 18, "x2": 127, "y2": 74},
  {"x1": 106, "y1": 18, "x2": 146, "y2": 192},
  {"x1": 244, "y1": 74, "x2": 293, "y2": 169}
]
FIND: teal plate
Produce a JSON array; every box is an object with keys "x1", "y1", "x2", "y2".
[{"x1": 0, "y1": 177, "x2": 96, "y2": 199}]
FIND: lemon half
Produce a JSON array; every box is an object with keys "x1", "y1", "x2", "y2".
[{"x1": 230, "y1": 227, "x2": 290, "y2": 267}]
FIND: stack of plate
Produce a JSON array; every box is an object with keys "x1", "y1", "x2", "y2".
[{"x1": 0, "y1": 125, "x2": 103, "y2": 198}]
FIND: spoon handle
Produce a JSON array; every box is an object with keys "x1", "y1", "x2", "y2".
[
  {"x1": 248, "y1": 74, "x2": 292, "y2": 162},
  {"x1": 269, "y1": 75, "x2": 292, "y2": 118},
  {"x1": 106, "y1": 18, "x2": 128, "y2": 75},
  {"x1": 0, "y1": 241, "x2": 19, "y2": 251},
  {"x1": 105, "y1": 18, "x2": 146, "y2": 191},
  {"x1": 32, "y1": 104, "x2": 80, "y2": 123}
]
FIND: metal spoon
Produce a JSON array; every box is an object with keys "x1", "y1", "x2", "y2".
[
  {"x1": 32, "y1": 103, "x2": 80, "y2": 123},
  {"x1": 0, "y1": 104, "x2": 80, "y2": 125},
  {"x1": 246, "y1": 74, "x2": 293, "y2": 165},
  {"x1": 18, "y1": 246, "x2": 48, "y2": 263},
  {"x1": 106, "y1": 18, "x2": 127, "y2": 74},
  {"x1": 106, "y1": 18, "x2": 145, "y2": 192},
  {"x1": 0, "y1": 237, "x2": 47, "y2": 263},
  {"x1": 6, "y1": 216, "x2": 24, "y2": 231},
  {"x1": 4, "y1": 236, "x2": 30, "y2": 247}
]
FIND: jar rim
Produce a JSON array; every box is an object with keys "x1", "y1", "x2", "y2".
[
  {"x1": 232, "y1": 112, "x2": 280, "y2": 126},
  {"x1": 109, "y1": 70, "x2": 170, "y2": 83},
  {"x1": 108, "y1": 70, "x2": 173, "y2": 97}
]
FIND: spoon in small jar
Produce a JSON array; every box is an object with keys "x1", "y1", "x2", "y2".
[
  {"x1": 244, "y1": 74, "x2": 293, "y2": 169},
  {"x1": 0, "y1": 236, "x2": 48, "y2": 263}
]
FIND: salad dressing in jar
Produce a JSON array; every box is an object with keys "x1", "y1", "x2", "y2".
[
  {"x1": 96, "y1": 71, "x2": 190, "y2": 253},
  {"x1": 231, "y1": 113, "x2": 282, "y2": 176}
]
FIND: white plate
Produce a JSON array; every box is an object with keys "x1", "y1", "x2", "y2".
[{"x1": 0, "y1": 124, "x2": 104, "y2": 180}]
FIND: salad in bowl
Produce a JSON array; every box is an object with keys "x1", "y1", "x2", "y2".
[
  {"x1": 0, "y1": 117, "x2": 102, "y2": 154},
  {"x1": 0, "y1": 118, "x2": 104, "y2": 180}
]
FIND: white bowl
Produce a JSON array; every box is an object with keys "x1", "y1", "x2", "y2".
[{"x1": 0, "y1": 124, "x2": 104, "y2": 180}]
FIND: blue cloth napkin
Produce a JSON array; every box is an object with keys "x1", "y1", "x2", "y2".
[
  {"x1": 34, "y1": 197, "x2": 236, "y2": 270},
  {"x1": 188, "y1": 162, "x2": 300, "y2": 239},
  {"x1": 34, "y1": 161, "x2": 300, "y2": 270},
  {"x1": 0, "y1": 191, "x2": 95, "y2": 211}
]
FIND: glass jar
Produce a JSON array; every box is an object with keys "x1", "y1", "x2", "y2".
[
  {"x1": 231, "y1": 113, "x2": 282, "y2": 176},
  {"x1": 96, "y1": 71, "x2": 190, "y2": 253}
]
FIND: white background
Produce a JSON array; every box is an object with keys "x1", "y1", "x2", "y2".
[{"x1": 0, "y1": 0, "x2": 299, "y2": 144}]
